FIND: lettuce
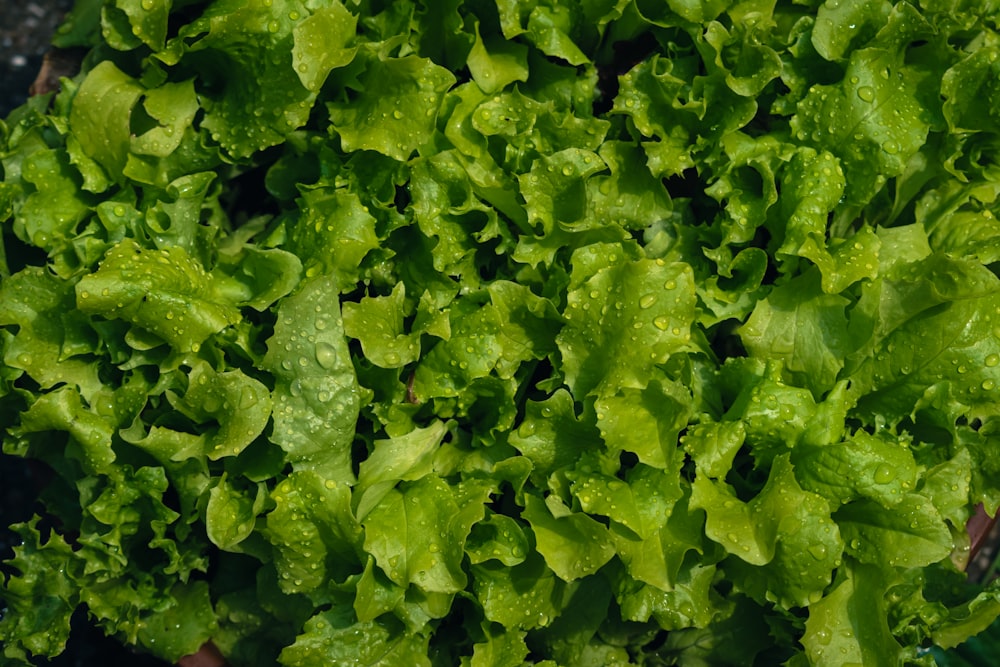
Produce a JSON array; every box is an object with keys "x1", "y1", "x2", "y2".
[{"x1": 4, "y1": 0, "x2": 1000, "y2": 665}]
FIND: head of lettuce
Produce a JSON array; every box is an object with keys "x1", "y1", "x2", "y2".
[{"x1": 3, "y1": 1, "x2": 1000, "y2": 665}]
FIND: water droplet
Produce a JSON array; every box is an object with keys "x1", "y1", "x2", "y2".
[
  {"x1": 882, "y1": 140, "x2": 900, "y2": 155},
  {"x1": 874, "y1": 464, "x2": 896, "y2": 484},
  {"x1": 639, "y1": 294, "x2": 657, "y2": 309},
  {"x1": 653, "y1": 316, "x2": 670, "y2": 331},
  {"x1": 315, "y1": 342, "x2": 337, "y2": 369},
  {"x1": 857, "y1": 86, "x2": 875, "y2": 103},
  {"x1": 808, "y1": 544, "x2": 828, "y2": 560}
]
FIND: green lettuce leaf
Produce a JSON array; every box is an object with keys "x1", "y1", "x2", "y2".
[
  {"x1": 557, "y1": 253, "x2": 697, "y2": 400},
  {"x1": 361, "y1": 475, "x2": 490, "y2": 594},
  {"x1": 266, "y1": 471, "x2": 363, "y2": 595},
  {"x1": 692, "y1": 455, "x2": 842, "y2": 607},
  {"x1": 76, "y1": 240, "x2": 242, "y2": 352},
  {"x1": 522, "y1": 492, "x2": 616, "y2": 582},
  {"x1": 263, "y1": 274, "x2": 361, "y2": 482},
  {"x1": 327, "y1": 49, "x2": 455, "y2": 161}
]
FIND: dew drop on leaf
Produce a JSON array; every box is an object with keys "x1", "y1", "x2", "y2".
[
  {"x1": 873, "y1": 464, "x2": 896, "y2": 484},
  {"x1": 315, "y1": 342, "x2": 337, "y2": 369}
]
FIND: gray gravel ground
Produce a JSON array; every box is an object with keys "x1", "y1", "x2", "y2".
[{"x1": 0, "y1": 0, "x2": 74, "y2": 117}]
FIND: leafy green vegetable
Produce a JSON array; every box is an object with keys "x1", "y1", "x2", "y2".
[{"x1": 4, "y1": 0, "x2": 1000, "y2": 665}]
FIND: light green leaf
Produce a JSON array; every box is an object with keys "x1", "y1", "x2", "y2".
[
  {"x1": 0, "y1": 518, "x2": 78, "y2": 662},
  {"x1": 837, "y1": 494, "x2": 953, "y2": 569},
  {"x1": 213, "y1": 246, "x2": 303, "y2": 312},
  {"x1": 266, "y1": 471, "x2": 363, "y2": 594},
  {"x1": 170, "y1": 361, "x2": 272, "y2": 460},
  {"x1": 525, "y1": 5, "x2": 589, "y2": 65},
  {"x1": 280, "y1": 613, "x2": 430, "y2": 667},
  {"x1": 794, "y1": 430, "x2": 918, "y2": 509},
  {"x1": 177, "y1": 0, "x2": 351, "y2": 157},
  {"x1": 263, "y1": 274, "x2": 361, "y2": 482},
  {"x1": 588, "y1": 141, "x2": 674, "y2": 231},
  {"x1": 466, "y1": 513, "x2": 529, "y2": 566},
  {"x1": 206, "y1": 475, "x2": 266, "y2": 551},
  {"x1": 522, "y1": 493, "x2": 615, "y2": 582},
  {"x1": 571, "y1": 463, "x2": 682, "y2": 541},
  {"x1": 611, "y1": 484, "x2": 705, "y2": 592},
  {"x1": 291, "y1": 2, "x2": 357, "y2": 93},
  {"x1": 411, "y1": 301, "x2": 503, "y2": 399},
  {"x1": 142, "y1": 172, "x2": 220, "y2": 262},
  {"x1": 68, "y1": 60, "x2": 143, "y2": 181},
  {"x1": 557, "y1": 256, "x2": 697, "y2": 399},
  {"x1": 701, "y1": 19, "x2": 782, "y2": 97},
  {"x1": 136, "y1": 581, "x2": 218, "y2": 662},
  {"x1": 470, "y1": 623, "x2": 529, "y2": 667},
  {"x1": 343, "y1": 282, "x2": 420, "y2": 369},
  {"x1": 682, "y1": 420, "x2": 747, "y2": 479},
  {"x1": 354, "y1": 555, "x2": 406, "y2": 623},
  {"x1": 616, "y1": 563, "x2": 719, "y2": 630},
  {"x1": 290, "y1": 187, "x2": 380, "y2": 292},
  {"x1": 692, "y1": 455, "x2": 842, "y2": 607},
  {"x1": 509, "y1": 389, "x2": 603, "y2": 481},
  {"x1": 0, "y1": 268, "x2": 102, "y2": 398},
  {"x1": 811, "y1": 0, "x2": 892, "y2": 62},
  {"x1": 487, "y1": 281, "x2": 562, "y2": 378},
  {"x1": 131, "y1": 79, "x2": 200, "y2": 158},
  {"x1": 467, "y1": 20, "x2": 530, "y2": 94},
  {"x1": 518, "y1": 148, "x2": 608, "y2": 236},
  {"x1": 920, "y1": 448, "x2": 973, "y2": 529},
  {"x1": 112, "y1": 0, "x2": 171, "y2": 50},
  {"x1": 471, "y1": 552, "x2": 564, "y2": 630},
  {"x1": 790, "y1": 40, "x2": 934, "y2": 205},
  {"x1": 851, "y1": 255, "x2": 1000, "y2": 423},
  {"x1": 722, "y1": 363, "x2": 820, "y2": 467},
  {"x1": 740, "y1": 272, "x2": 850, "y2": 397},
  {"x1": 18, "y1": 386, "x2": 115, "y2": 475},
  {"x1": 362, "y1": 476, "x2": 487, "y2": 594},
  {"x1": 354, "y1": 420, "x2": 449, "y2": 520},
  {"x1": 594, "y1": 375, "x2": 690, "y2": 469},
  {"x1": 76, "y1": 240, "x2": 242, "y2": 352},
  {"x1": 802, "y1": 562, "x2": 903, "y2": 666},
  {"x1": 327, "y1": 50, "x2": 455, "y2": 161}
]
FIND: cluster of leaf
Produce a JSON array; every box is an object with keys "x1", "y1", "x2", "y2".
[{"x1": 3, "y1": 0, "x2": 1000, "y2": 664}]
